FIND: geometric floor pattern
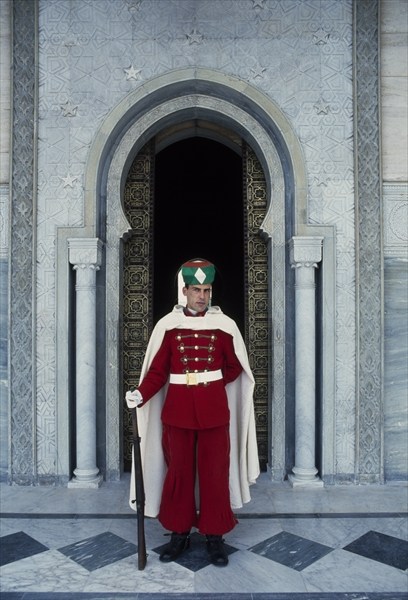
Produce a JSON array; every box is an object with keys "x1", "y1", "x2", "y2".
[
  {"x1": 1, "y1": 521, "x2": 408, "y2": 600},
  {"x1": 2, "y1": 526, "x2": 408, "y2": 575},
  {"x1": 1, "y1": 474, "x2": 407, "y2": 598}
]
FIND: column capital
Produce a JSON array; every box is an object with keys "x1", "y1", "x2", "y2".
[
  {"x1": 68, "y1": 238, "x2": 103, "y2": 268},
  {"x1": 289, "y1": 236, "x2": 323, "y2": 268}
]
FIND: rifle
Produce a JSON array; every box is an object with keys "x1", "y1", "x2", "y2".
[{"x1": 129, "y1": 389, "x2": 147, "y2": 570}]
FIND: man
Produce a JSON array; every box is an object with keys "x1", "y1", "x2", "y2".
[{"x1": 126, "y1": 258, "x2": 259, "y2": 567}]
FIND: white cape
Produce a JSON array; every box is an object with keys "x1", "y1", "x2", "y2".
[{"x1": 129, "y1": 305, "x2": 260, "y2": 517}]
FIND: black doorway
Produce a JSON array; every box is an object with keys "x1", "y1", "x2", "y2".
[{"x1": 153, "y1": 137, "x2": 244, "y2": 334}]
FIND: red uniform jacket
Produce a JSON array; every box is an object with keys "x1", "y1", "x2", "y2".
[{"x1": 138, "y1": 328, "x2": 243, "y2": 429}]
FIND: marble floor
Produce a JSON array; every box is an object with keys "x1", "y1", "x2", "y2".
[{"x1": 0, "y1": 473, "x2": 407, "y2": 600}]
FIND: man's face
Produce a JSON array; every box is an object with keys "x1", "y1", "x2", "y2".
[{"x1": 183, "y1": 284, "x2": 212, "y2": 313}]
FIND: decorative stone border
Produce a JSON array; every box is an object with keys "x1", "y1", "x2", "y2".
[{"x1": 354, "y1": 0, "x2": 383, "y2": 483}]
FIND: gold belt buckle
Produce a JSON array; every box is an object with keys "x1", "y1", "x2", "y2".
[{"x1": 186, "y1": 372, "x2": 198, "y2": 386}]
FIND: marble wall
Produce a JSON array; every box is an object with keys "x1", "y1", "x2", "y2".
[
  {"x1": 1, "y1": 0, "x2": 406, "y2": 483},
  {"x1": 381, "y1": 0, "x2": 408, "y2": 481},
  {"x1": 0, "y1": 257, "x2": 7, "y2": 480},
  {"x1": 0, "y1": 0, "x2": 10, "y2": 186},
  {"x1": 381, "y1": 0, "x2": 408, "y2": 182},
  {"x1": 384, "y1": 253, "x2": 408, "y2": 480},
  {"x1": 0, "y1": 0, "x2": 11, "y2": 480},
  {"x1": 382, "y1": 180, "x2": 408, "y2": 480}
]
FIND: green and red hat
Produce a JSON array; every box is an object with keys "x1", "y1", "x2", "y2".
[{"x1": 180, "y1": 258, "x2": 215, "y2": 285}]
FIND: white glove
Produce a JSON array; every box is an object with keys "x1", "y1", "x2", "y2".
[{"x1": 125, "y1": 389, "x2": 143, "y2": 408}]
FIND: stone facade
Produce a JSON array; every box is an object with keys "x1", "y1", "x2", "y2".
[{"x1": 0, "y1": 0, "x2": 406, "y2": 486}]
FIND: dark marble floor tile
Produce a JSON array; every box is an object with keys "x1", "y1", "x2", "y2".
[
  {"x1": 249, "y1": 530, "x2": 333, "y2": 571},
  {"x1": 152, "y1": 531, "x2": 238, "y2": 572},
  {"x1": 57, "y1": 531, "x2": 136, "y2": 571},
  {"x1": 0, "y1": 531, "x2": 49, "y2": 566},
  {"x1": 343, "y1": 530, "x2": 408, "y2": 570}
]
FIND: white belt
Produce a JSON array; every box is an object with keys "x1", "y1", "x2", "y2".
[{"x1": 169, "y1": 369, "x2": 223, "y2": 386}]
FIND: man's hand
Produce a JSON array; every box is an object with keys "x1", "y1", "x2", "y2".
[{"x1": 125, "y1": 389, "x2": 143, "y2": 408}]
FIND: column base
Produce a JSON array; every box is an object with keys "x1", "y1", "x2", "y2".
[
  {"x1": 68, "y1": 474, "x2": 103, "y2": 489},
  {"x1": 288, "y1": 473, "x2": 324, "y2": 488},
  {"x1": 289, "y1": 466, "x2": 324, "y2": 488},
  {"x1": 68, "y1": 472, "x2": 103, "y2": 489}
]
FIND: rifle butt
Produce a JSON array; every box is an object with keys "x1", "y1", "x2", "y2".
[{"x1": 137, "y1": 511, "x2": 147, "y2": 570}]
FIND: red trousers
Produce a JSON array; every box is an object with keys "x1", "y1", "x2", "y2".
[{"x1": 158, "y1": 424, "x2": 238, "y2": 535}]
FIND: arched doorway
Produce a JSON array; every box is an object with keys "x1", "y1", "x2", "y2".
[
  {"x1": 121, "y1": 133, "x2": 270, "y2": 471},
  {"x1": 96, "y1": 70, "x2": 332, "y2": 485}
]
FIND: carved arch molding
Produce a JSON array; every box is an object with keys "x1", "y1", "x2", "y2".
[{"x1": 122, "y1": 139, "x2": 269, "y2": 469}]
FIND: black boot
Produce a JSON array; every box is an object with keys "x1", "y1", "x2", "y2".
[
  {"x1": 206, "y1": 534, "x2": 228, "y2": 567},
  {"x1": 159, "y1": 531, "x2": 190, "y2": 562}
]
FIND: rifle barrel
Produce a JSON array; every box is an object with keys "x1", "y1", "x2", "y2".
[{"x1": 131, "y1": 406, "x2": 147, "y2": 570}]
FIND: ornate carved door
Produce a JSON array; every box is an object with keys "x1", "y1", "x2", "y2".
[
  {"x1": 243, "y1": 142, "x2": 269, "y2": 469},
  {"x1": 122, "y1": 138, "x2": 269, "y2": 470},
  {"x1": 122, "y1": 141, "x2": 155, "y2": 470}
]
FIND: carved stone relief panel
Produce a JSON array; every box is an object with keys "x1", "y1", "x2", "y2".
[
  {"x1": 354, "y1": 0, "x2": 383, "y2": 483},
  {"x1": 9, "y1": 0, "x2": 37, "y2": 483}
]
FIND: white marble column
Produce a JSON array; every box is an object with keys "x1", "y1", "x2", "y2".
[
  {"x1": 68, "y1": 238, "x2": 103, "y2": 488},
  {"x1": 289, "y1": 236, "x2": 324, "y2": 487}
]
